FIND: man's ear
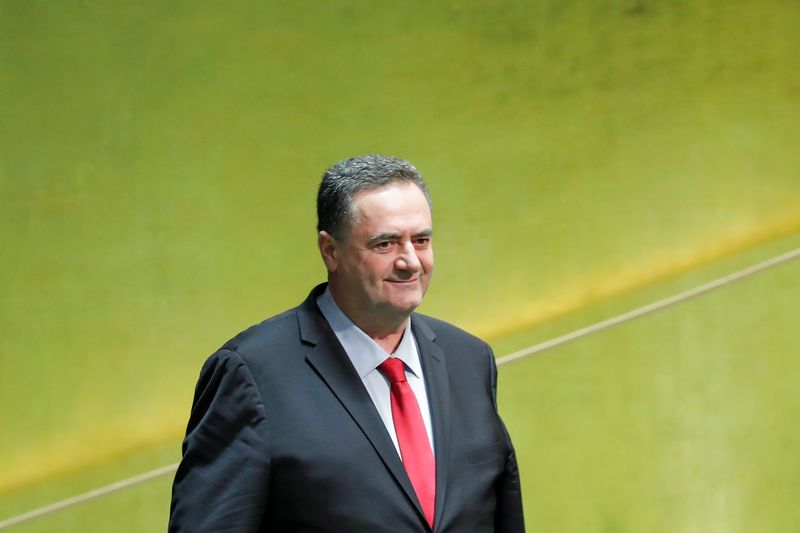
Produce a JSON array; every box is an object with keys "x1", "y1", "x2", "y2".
[{"x1": 318, "y1": 231, "x2": 338, "y2": 273}]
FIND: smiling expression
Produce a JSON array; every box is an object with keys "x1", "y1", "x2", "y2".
[{"x1": 319, "y1": 182, "x2": 434, "y2": 333}]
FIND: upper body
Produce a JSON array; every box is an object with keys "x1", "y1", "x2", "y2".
[{"x1": 169, "y1": 154, "x2": 525, "y2": 532}]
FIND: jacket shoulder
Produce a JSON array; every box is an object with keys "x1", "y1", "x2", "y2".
[
  {"x1": 217, "y1": 307, "x2": 303, "y2": 364},
  {"x1": 413, "y1": 313, "x2": 490, "y2": 352}
]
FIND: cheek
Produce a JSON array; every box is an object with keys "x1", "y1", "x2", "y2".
[
  {"x1": 363, "y1": 257, "x2": 394, "y2": 281},
  {"x1": 421, "y1": 252, "x2": 434, "y2": 273}
]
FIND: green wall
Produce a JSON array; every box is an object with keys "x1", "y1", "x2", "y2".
[{"x1": 2, "y1": 0, "x2": 799, "y2": 530}]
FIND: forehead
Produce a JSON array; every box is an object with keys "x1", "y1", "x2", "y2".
[{"x1": 350, "y1": 182, "x2": 432, "y2": 233}]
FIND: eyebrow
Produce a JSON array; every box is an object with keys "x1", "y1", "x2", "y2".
[{"x1": 366, "y1": 229, "x2": 433, "y2": 246}]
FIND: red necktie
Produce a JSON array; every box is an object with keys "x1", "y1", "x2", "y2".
[{"x1": 378, "y1": 357, "x2": 436, "y2": 528}]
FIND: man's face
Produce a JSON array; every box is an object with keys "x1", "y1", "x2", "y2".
[{"x1": 321, "y1": 182, "x2": 434, "y2": 327}]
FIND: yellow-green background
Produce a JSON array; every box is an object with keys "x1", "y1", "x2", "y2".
[{"x1": 1, "y1": 1, "x2": 799, "y2": 531}]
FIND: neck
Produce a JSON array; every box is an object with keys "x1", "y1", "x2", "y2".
[
  {"x1": 348, "y1": 312, "x2": 409, "y2": 355},
  {"x1": 327, "y1": 285, "x2": 410, "y2": 353},
  {"x1": 371, "y1": 329, "x2": 406, "y2": 355}
]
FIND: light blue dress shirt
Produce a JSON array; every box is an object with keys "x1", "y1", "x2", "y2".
[{"x1": 316, "y1": 288, "x2": 435, "y2": 455}]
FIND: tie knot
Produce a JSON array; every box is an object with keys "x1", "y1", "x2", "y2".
[{"x1": 378, "y1": 357, "x2": 407, "y2": 383}]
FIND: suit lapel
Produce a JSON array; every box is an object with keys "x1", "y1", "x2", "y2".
[
  {"x1": 297, "y1": 288, "x2": 428, "y2": 526},
  {"x1": 412, "y1": 316, "x2": 451, "y2": 532}
]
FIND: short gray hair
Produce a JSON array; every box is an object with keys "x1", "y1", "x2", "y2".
[{"x1": 317, "y1": 154, "x2": 432, "y2": 241}]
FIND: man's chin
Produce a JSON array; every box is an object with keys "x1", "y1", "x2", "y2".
[
  {"x1": 371, "y1": 294, "x2": 419, "y2": 315},
  {"x1": 389, "y1": 296, "x2": 424, "y2": 315},
  {"x1": 376, "y1": 283, "x2": 428, "y2": 315}
]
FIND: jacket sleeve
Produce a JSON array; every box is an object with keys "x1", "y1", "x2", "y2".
[
  {"x1": 169, "y1": 349, "x2": 270, "y2": 533},
  {"x1": 489, "y1": 345, "x2": 526, "y2": 533}
]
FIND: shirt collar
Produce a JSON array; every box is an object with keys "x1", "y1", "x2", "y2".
[{"x1": 316, "y1": 287, "x2": 422, "y2": 379}]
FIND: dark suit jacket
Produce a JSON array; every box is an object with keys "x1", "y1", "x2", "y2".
[{"x1": 169, "y1": 284, "x2": 524, "y2": 532}]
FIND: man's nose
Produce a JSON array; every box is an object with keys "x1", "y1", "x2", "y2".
[{"x1": 395, "y1": 242, "x2": 421, "y2": 272}]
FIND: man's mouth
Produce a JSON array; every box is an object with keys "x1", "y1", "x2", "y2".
[{"x1": 386, "y1": 278, "x2": 419, "y2": 284}]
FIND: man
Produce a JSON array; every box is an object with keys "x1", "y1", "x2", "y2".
[{"x1": 169, "y1": 154, "x2": 524, "y2": 532}]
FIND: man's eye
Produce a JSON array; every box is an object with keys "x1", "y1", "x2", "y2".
[
  {"x1": 374, "y1": 241, "x2": 393, "y2": 251},
  {"x1": 413, "y1": 238, "x2": 430, "y2": 248}
]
